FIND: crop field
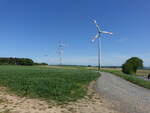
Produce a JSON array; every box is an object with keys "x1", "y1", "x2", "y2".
[
  {"x1": 0, "y1": 65, "x2": 100, "y2": 103},
  {"x1": 136, "y1": 69, "x2": 150, "y2": 76}
]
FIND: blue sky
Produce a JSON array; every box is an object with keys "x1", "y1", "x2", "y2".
[{"x1": 0, "y1": 0, "x2": 150, "y2": 66}]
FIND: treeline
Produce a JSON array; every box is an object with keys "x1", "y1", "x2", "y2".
[
  {"x1": 0, "y1": 57, "x2": 48, "y2": 66},
  {"x1": 34, "y1": 62, "x2": 48, "y2": 66},
  {"x1": 0, "y1": 57, "x2": 34, "y2": 65}
]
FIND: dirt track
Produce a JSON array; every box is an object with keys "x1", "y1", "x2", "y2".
[{"x1": 96, "y1": 72, "x2": 150, "y2": 113}]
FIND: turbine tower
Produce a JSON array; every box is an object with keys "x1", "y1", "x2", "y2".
[
  {"x1": 57, "y1": 41, "x2": 66, "y2": 65},
  {"x1": 92, "y1": 20, "x2": 113, "y2": 70}
]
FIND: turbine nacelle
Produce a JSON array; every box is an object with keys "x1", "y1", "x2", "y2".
[{"x1": 92, "y1": 19, "x2": 113, "y2": 42}]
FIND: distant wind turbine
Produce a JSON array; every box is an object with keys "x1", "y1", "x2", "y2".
[{"x1": 92, "y1": 20, "x2": 113, "y2": 70}]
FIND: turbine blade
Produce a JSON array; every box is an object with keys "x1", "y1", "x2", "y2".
[
  {"x1": 93, "y1": 20, "x2": 101, "y2": 32},
  {"x1": 91, "y1": 33, "x2": 99, "y2": 42},
  {"x1": 101, "y1": 31, "x2": 113, "y2": 35}
]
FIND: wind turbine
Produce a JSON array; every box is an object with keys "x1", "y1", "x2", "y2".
[{"x1": 92, "y1": 20, "x2": 113, "y2": 70}]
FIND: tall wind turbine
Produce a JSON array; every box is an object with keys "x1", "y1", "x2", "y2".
[
  {"x1": 92, "y1": 20, "x2": 113, "y2": 70},
  {"x1": 57, "y1": 41, "x2": 66, "y2": 65}
]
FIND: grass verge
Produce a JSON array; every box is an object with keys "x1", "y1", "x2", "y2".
[
  {"x1": 0, "y1": 65, "x2": 100, "y2": 103},
  {"x1": 103, "y1": 70, "x2": 150, "y2": 89}
]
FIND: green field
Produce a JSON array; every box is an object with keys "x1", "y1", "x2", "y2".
[{"x1": 0, "y1": 66, "x2": 100, "y2": 103}]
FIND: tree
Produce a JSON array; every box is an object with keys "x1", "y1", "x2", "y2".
[{"x1": 122, "y1": 57, "x2": 143, "y2": 74}]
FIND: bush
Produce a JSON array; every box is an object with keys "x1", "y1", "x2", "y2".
[{"x1": 122, "y1": 57, "x2": 143, "y2": 74}]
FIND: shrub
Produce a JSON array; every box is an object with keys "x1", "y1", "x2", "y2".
[{"x1": 122, "y1": 57, "x2": 143, "y2": 74}]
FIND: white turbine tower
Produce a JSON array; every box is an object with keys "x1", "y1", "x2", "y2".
[
  {"x1": 57, "y1": 41, "x2": 66, "y2": 65},
  {"x1": 92, "y1": 20, "x2": 113, "y2": 70}
]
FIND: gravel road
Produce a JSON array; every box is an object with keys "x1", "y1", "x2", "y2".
[{"x1": 96, "y1": 72, "x2": 150, "y2": 113}]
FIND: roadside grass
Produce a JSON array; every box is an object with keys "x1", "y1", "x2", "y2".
[
  {"x1": 0, "y1": 65, "x2": 100, "y2": 103},
  {"x1": 103, "y1": 69, "x2": 150, "y2": 89}
]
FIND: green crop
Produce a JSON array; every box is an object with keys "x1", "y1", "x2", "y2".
[{"x1": 0, "y1": 66, "x2": 100, "y2": 103}]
